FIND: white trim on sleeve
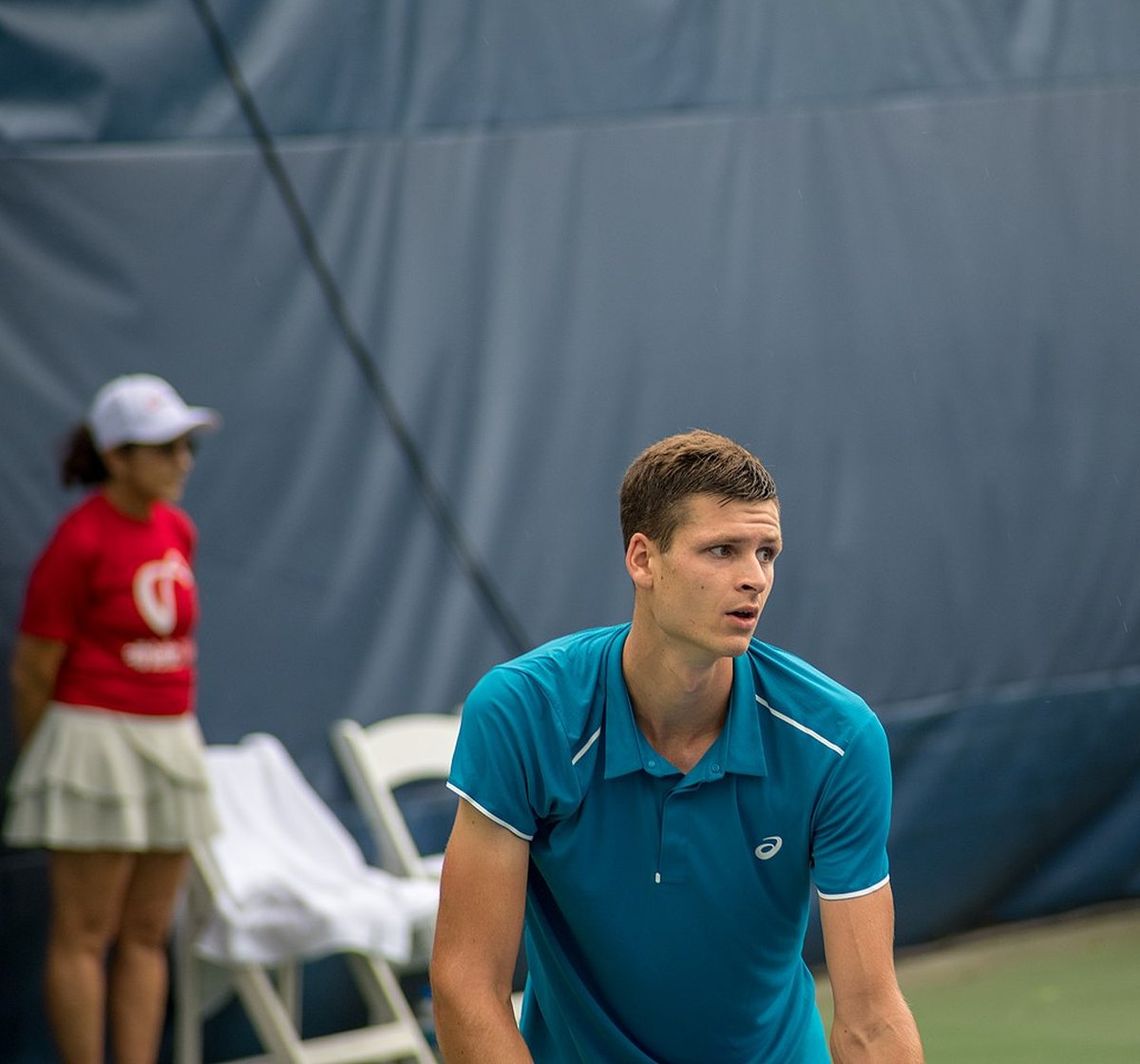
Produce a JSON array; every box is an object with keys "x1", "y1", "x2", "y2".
[
  {"x1": 446, "y1": 782, "x2": 534, "y2": 841},
  {"x1": 816, "y1": 874, "x2": 891, "y2": 901}
]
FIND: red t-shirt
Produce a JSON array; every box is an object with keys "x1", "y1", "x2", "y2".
[{"x1": 20, "y1": 492, "x2": 200, "y2": 716}]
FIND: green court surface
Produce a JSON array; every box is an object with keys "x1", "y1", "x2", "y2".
[{"x1": 816, "y1": 903, "x2": 1140, "y2": 1063}]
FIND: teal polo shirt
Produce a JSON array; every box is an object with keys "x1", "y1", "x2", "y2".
[{"x1": 448, "y1": 624, "x2": 892, "y2": 1063}]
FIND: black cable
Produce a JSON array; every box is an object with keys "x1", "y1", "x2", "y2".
[{"x1": 187, "y1": 0, "x2": 530, "y2": 656}]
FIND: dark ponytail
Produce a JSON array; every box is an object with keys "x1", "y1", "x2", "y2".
[{"x1": 60, "y1": 425, "x2": 109, "y2": 487}]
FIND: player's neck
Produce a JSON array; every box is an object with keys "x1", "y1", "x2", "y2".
[{"x1": 621, "y1": 632, "x2": 731, "y2": 771}]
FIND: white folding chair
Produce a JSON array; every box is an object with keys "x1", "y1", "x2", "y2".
[
  {"x1": 331, "y1": 713, "x2": 460, "y2": 880},
  {"x1": 174, "y1": 733, "x2": 436, "y2": 1064},
  {"x1": 332, "y1": 712, "x2": 523, "y2": 1021}
]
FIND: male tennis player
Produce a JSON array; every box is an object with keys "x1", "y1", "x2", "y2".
[{"x1": 432, "y1": 429, "x2": 923, "y2": 1062}]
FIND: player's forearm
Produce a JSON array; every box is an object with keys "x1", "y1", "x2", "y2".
[{"x1": 433, "y1": 987, "x2": 531, "y2": 1063}]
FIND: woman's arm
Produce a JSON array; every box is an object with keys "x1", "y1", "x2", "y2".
[{"x1": 10, "y1": 634, "x2": 68, "y2": 744}]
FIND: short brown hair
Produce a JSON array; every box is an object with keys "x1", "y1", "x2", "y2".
[{"x1": 619, "y1": 429, "x2": 777, "y2": 550}]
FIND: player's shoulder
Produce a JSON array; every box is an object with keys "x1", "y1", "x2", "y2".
[
  {"x1": 468, "y1": 624, "x2": 624, "y2": 733},
  {"x1": 747, "y1": 638, "x2": 880, "y2": 753},
  {"x1": 479, "y1": 623, "x2": 625, "y2": 700},
  {"x1": 508, "y1": 623, "x2": 625, "y2": 675}
]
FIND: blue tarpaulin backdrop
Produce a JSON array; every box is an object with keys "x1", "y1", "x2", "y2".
[{"x1": 2, "y1": 2, "x2": 1139, "y2": 1059}]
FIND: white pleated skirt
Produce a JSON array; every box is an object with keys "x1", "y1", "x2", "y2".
[{"x1": 4, "y1": 702, "x2": 220, "y2": 851}]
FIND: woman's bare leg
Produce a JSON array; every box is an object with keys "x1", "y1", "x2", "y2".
[
  {"x1": 46, "y1": 850, "x2": 134, "y2": 1064},
  {"x1": 109, "y1": 850, "x2": 190, "y2": 1064}
]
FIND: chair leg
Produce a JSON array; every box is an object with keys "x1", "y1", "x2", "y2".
[
  {"x1": 173, "y1": 892, "x2": 202, "y2": 1064},
  {"x1": 230, "y1": 963, "x2": 308, "y2": 1064},
  {"x1": 348, "y1": 954, "x2": 437, "y2": 1064},
  {"x1": 276, "y1": 962, "x2": 303, "y2": 1027}
]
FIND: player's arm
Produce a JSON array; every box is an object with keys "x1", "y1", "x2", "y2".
[
  {"x1": 820, "y1": 883, "x2": 924, "y2": 1063},
  {"x1": 10, "y1": 634, "x2": 67, "y2": 745},
  {"x1": 431, "y1": 798, "x2": 533, "y2": 1062}
]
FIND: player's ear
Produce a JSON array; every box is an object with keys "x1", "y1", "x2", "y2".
[{"x1": 625, "y1": 532, "x2": 655, "y2": 589}]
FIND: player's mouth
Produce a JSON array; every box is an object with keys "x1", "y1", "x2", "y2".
[{"x1": 727, "y1": 606, "x2": 759, "y2": 627}]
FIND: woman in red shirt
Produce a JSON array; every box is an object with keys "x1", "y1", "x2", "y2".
[{"x1": 5, "y1": 374, "x2": 220, "y2": 1064}]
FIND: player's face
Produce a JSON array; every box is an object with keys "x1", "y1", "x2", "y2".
[
  {"x1": 643, "y1": 494, "x2": 782, "y2": 664},
  {"x1": 108, "y1": 436, "x2": 196, "y2": 508}
]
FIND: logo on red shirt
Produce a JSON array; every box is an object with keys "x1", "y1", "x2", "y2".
[{"x1": 133, "y1": 548, "x2": 194, "y2": 636}]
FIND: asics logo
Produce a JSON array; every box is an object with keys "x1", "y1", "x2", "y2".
[{"x1": 754, "y1": 836, "x2": 783, "y2": 861}]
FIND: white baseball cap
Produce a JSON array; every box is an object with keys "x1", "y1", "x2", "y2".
[{"x1": 88, "y1": 374, "x2": 220, "y2": 451}]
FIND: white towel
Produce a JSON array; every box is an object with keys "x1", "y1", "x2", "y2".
[{"x1": 193, "y1": 732, "x2": 438, "y2": 966}]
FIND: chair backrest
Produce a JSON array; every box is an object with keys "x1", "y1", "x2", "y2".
[
  {"x1": 191, "y1": 732, "x2": 435, "y2": 967},
  {"x1": 176, "y1": 732, "x2": 438, "y2": 1064},
  {"x1": 333, "y1": 713, "x2": 460, "y2": 879},
  {"x1": 200, "y1": 735, "x2": 368, "y2": 897}
]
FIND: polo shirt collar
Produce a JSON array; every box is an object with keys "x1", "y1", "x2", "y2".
[
  {"x1": 720, "y1": 655, "x2": 768, "y2": 777},
  {"x1": 603, "y1": 628, "x2": 768, "y2": 780}
]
